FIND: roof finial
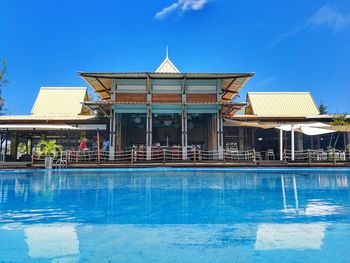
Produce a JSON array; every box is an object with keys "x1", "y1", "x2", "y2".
[{"x1": 155, "y1": 46, "x2": 180, "y2": 73}]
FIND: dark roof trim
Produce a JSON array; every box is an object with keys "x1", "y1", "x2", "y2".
[{"x1": 78, "y1": 72, "x2": 254, "y2": 80}]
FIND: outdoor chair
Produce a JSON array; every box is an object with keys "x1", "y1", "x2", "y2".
[
  {"x1": 266, "y1": 149, "x2": 275, "y2": 160},
  {"x1": 255, "y1": 152, "x2": 262, "y2": 161}
]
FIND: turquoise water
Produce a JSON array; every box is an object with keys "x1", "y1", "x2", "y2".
[{"x1": 0, "y1": 168, "x2": 349, "y2": 262}]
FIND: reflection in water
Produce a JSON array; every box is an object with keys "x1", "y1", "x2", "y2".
[
  {"x1": 255, "y1": 223, "x2": 327, "y2": 250},
  {"x1": 0, "y1": 169, "x2": 349, "y2": 262},
  {"x1": 280, "y1": 175, "x2": 343, "y2": 217},
  {"x1": 25, "y1": 224, "x2": 79, "y2": 261}
]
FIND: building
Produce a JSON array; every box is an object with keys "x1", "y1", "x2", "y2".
[{"x1": 0, "y1": 53, "x2": 348, "y2": 163}]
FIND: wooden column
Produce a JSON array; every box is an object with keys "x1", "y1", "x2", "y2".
[
  {"x1": 115, "y1": 113, "x2": 122, "y2": 150},
  {"x1": 146, "y1": 75, "x2": 152, "y2": 160},
  {"x1": 146, "y1": 106, "x2": 152, "y2": 160},
  {"x1": 216, "y1": 79, "x2": 223, "y2": 159},
  {"x1": 208, "y1": 114, "x2": 217, "y2": 151},
  {"x1": 217, "y1": 109, "x2": 224, "y2": 160},
  {"x1": 181, "y1": 105, "x2": 188, "y2": 160},
  {"x1": 109, "y1": 109, "x2": 116, "y2": 160},
  {"x1": 181, "y1": 77, "x2": 187, "y2": 160},
  {"x1": 97, "y1": 129, "x2": 100, "y2": 164},
  {"x1": 109, "y1": 81, "x2": 116, "y2": 161},
  {"x1": 238, "y1": 127, "x2": 244, "y2": 150},
  {"x1": 10, "y1": 132, "x2": 18, "y2": 160},
  {"x1": 279, "y1": 129, "x2": 283, "y2": 161}
]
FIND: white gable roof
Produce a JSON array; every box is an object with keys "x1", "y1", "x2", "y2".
[{"x1": 155, "y1": 48, "x2": 180, "y2": 73}]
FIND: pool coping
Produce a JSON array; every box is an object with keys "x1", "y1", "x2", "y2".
[{"x1": 0, "y1": 166, "x2": 350, "y2": 173}]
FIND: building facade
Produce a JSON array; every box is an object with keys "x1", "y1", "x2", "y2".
[
  {"x1": 0, "y1": 54, "x2": 348, "y2": 163},
  {"x1": 80, "y1": 54, "x2": 253, "y2": 160}
]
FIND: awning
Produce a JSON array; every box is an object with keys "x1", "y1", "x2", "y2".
[
  {"x1": 223, "y1": 119, "x2": 276, "y2": 129},
  {"x1": 224, "y1": 119, "x2": 336, "y2": 136},
  {"x1": 276, "y1": 122, "x2": 335, "y2": 135},
  {"x1": 0, "y1": 124, "x2": 79, "y2": 131}
]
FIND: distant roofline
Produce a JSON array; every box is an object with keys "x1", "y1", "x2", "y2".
[
  {"x1": 247, "y1": 92, "x2": 311, "y2": 94},
  {"x1": 78, "y1": 72, "x2": 255, "y2": 79},
  {"x1": 40, "y1": 87, "x2": 87, "y2": 90}
]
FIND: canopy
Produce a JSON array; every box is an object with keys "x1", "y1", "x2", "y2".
[
  {"x1": 223, "y1": 119, "x2": 276, "y2": 129},
  {"x1": 276, "y1": 122, "x2": 335, "y2": 136},
  {"x1": 225, "y1": 119, "x2": 336, "y2": 136},
  {"x1": 0, "y1": 124, "x2": 79, "y2": 131}
]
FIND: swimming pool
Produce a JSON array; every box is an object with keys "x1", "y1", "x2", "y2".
[{"x1": 0, "y1": 168, "x2": 349, "y2": 262}]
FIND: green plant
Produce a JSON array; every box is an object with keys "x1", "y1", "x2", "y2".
[
  {"x1": 36, "y1": 139, "x2": 62, "y2": 159},
  {"x1": 17, "y1": 143, "x2": 27, "y2": 155},
  {"x1": 331, "y1": 114, "x2": 349, "y2": 126}
]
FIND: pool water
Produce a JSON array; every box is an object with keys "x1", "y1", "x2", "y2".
[{"x1": 0, "y1": 168, "x2": 349, "y2": 262}]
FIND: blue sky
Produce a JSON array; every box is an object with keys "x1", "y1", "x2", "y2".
[{"x1": 1, "y1": 0, "x2": 349, "y2": 114}]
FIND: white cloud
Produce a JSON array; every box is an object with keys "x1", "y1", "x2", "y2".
[
  {"x1": 271, "y1": 4, "x2": 350, "y2": 47},
  {"x1": 306, "y1": 4, "x2": 350, "y2": 31},
  {"x1": 155, "y1": 0, "x2": 209, "y2": 20}
]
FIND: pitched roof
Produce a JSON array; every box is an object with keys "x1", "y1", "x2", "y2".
[
  {"x1": 155, "y1": 50, "x2": 180, "y2": 73},
  {"x1": 31, "y1": 87, "x2": 88, "y2": 116},
  {"x1": 79, "y1": 72, "x2": 254, "y2": 100},
  {"x1": 245, "y1": 92, "x2": 320, "y2": 117}
]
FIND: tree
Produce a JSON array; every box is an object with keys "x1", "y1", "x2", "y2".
[
  {"x1": 0, "y1": 60, "x2": 9, "y2": 114},
  {"x1": 318, "y1": 100, "x2": 328, "y2": 115},
  {"x1": 331, "y1": 114, "x2": 349, "y2": 126}
]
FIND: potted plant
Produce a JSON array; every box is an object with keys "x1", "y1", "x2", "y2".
[{"x1": 36, "y1": 139, "x2": 63, "y2": 169}]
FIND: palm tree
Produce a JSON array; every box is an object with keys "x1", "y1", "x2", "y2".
[{"x1": 36, "y1": 139, "x2": 62, "y2": 159}]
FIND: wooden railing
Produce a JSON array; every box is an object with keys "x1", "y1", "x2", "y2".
[{"x1": 31, "y1": 148, "x2": 350, "y2": 167}]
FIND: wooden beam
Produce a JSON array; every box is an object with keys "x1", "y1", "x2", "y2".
[
  {"x1": 95, "y1": 77, "x2": 111, "y2": 96},
  {"x1": 222, "y1": 78, "x2": 237, "y2": 92}
]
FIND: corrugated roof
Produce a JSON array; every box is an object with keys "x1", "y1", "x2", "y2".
[
  {"x1": 79, "y1": 72, "x2": 254, "y2": 100},
  {"x1": 0, "y1": 115, "x2": 95, "y2": 121},
  {"x1": 31, "y1": 87, "x2": 88, "y2": 115},
  {"x1": 245, "y1": 92, "x2": 320, "y2": 117}
]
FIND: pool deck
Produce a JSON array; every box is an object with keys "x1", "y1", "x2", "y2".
[{"x1": 0, "y1": 161, "x2": 349, "y2": 169}]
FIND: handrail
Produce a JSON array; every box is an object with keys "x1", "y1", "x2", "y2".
[{"x1": 31, "y1": 147, "x2": 349, "y2": 167}]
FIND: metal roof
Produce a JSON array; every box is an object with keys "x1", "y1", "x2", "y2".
[
  {"x1": 0, "y1": 115, "x2": 95, "y2": 121},
  {"x1": 0, "y1": 87, "x2": 96, "y2": 124},
  {"x1": 78, "y1": 72, "x2": 254, "y2": 101},
  {"x1": 31, "y1": 87, "x2": 89, "y2": 116},
  {"x1": 245, "y1": 92, "x2": 320, "y2": 117}
]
